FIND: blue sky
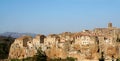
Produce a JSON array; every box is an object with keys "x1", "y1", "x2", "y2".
[{"x1": 0, "y1": 0, "x2": 120, "y2": 34}]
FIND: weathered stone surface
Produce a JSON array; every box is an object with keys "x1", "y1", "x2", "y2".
[
  {"x1": 45, "y1": 45, "x2": 67, "y2": 59},
  {"x1": 8, "y1": 23, "x2": 120, "y2": 60},
  {"x1": 9, "y1": 35, "x2": 46, "y2": 59}
]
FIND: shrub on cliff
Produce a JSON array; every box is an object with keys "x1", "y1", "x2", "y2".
[
  {"x1": 66, "y1": 57, "x2": 76, "y2": 61},
  {"x1": 34, "y1": 47, "x2": 47, "y2": 61},
  {"x1": 116, "y1": 58, "x2": 120, "y2": 61},
  {"x1": 49, "y1": 57, "x2": 76, "y2": 61},
  {"x1": 11, "y1": 59, "x2": 21, "y2": 61}
]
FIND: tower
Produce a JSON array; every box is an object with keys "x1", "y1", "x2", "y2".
[{"x1": 108, "y1": 22, "x2": 112, "y2": 28}]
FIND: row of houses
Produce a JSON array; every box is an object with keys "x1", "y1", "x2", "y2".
[{"x1": 9, "y1": 23, "x2": 120, "y2": 60}]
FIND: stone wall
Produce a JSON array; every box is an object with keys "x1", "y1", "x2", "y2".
[{"x1": 8, "y1": 23, "x2": 120, "y2": 60}]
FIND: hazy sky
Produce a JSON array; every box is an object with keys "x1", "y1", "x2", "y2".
[{"x1": 0, "y1": 0, "x2": 120, "y2": 34}]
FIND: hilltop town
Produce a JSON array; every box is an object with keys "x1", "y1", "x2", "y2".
[{"x1": 8, "y1": 23, "x2": 120, "y2": 61}]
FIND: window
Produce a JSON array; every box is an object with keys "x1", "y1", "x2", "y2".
[
  {"x1": 29, "y1": 42, "x2": 31, "y2": 43},
  {"x1": 104, "y1": 37, "x2": 107, "y2": 40}
]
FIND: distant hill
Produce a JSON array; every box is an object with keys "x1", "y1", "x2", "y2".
[{"x1": 0, "y1": 32, "x2": 36, "y2": 38}]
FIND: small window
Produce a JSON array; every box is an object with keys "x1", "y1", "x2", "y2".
[
  {"x1": 78, "y1": 50, "x2": 81, "y2": 53},
  {"x1": 104, "y1": 37, "x2": 107, "y2": 40},
  {"x1": 29, "y1": 42, "x2": 31, "y2": 43},
  {"x1": 22, "y1": 55, "x2": 24, "y2": 57}
]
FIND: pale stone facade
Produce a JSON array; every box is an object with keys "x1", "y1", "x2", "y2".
[
  {"x1": 9, "y1": 23, "x2": 120, "y2": 60},
  {"x1": 9, "y1": 35, "x2": 46, "y2": 59}
]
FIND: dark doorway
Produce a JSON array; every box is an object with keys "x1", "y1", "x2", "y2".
[
  {"x1": 40, "y1": 35, "x2": 46, "y2": 43},
  {"x1": 99, "y1": 52, "x2": 105, "y2": 61}
]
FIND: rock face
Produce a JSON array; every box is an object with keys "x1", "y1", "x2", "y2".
[
  {"x1": 9, "y1": 35, "x2": 46, "y2": 59},
  {"x1": 9, "y1": 23, "x2": 120, "y2": 60},
  {"x1": 9, "y1": 36, "x2": 34, "y2": 59}
]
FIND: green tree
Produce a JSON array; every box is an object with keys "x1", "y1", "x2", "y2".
[
  {"x1": 116, "y1": 58, "x2": 120, "y2": 61},
  {"x1": 34, "y1": 47, "x2": 47, "y2": 61}
]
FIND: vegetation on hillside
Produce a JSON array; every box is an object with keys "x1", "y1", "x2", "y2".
[{"x1": 0, "y1": 36, "x2": 15, "y2": 59}]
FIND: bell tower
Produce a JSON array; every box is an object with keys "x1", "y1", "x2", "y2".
[{"x1": 108, "y1": 22, "x2": 112, "y2": 28}]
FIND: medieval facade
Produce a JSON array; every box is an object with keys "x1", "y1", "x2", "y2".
[{"x1": 9, "y1": 23, "x2": 120, "y2": 60}]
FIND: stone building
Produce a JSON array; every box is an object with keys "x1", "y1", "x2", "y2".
[
  {"x1": 70, "y1": 30, "x2": 99, "y2": 60},
  {"x1": 94, "y1": 23, "x2": 120, "y2": 60},
  {"x1": 33, "y1": 34, "x2": 46, "y2": 50},
  {"x1": 8, "y1": 23, "x2": 120, "y2": 61},
  {"x1": 9, "y1": 34, "x2": 46, "y2": 59}
]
